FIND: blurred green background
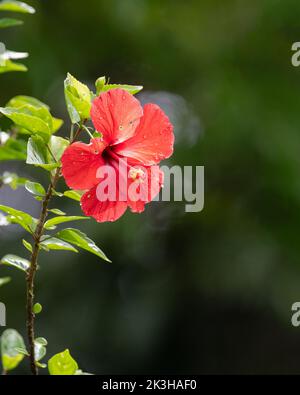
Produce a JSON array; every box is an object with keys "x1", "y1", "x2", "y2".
[{"x1": 1, "y1": 0, "x2": 300, "y2": 374}]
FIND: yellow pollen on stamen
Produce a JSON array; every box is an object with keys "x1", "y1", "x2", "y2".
[{"x1": 128, "y1": 168, "x2": 145, "y2": 182}]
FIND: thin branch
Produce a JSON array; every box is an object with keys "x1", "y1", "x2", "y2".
[
  {"x1": 26, "y1": 168, "x2": 60, "y2": 375},
  {"x1": 72, "y1": 120, "x2": 86, "y2": 142},
  {"x1": 81, "y1": 124, "x2": 94, "y2": 139},
  {"x1": 26, "y1": 122, "x2": 84, "y2": 375},
  {"x1": 70, "y1": 124, "x2": 74, "y2": 142}
]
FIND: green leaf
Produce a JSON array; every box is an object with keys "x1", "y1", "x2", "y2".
[
  {"x1": 6, "y1": 96, "x2": 63, "y2": 135},
  {"x1": 48, "y1": 208, "x2": 66, "y2": 216},
  {"x1": 0, "y1": 171, "x2": 27, "y2": 189},
  {"x1": 0, "y1": 18, "x2": 22, "y2": 28},
  {"x1": 35, "y1": 337, "x2": 47, "y2": 346},
  {"x1": 0, "y1": 43, "x2": 28, "y2": 65},
  {"x1": 0, "y1": 1, "x2": 35, "y2": 14},
  {"x1": 0, "y1": 106, "x2": 52, "y2": 141},
  {"x1": 22, "y1": 239, "x2": 32, "y2": 253},
  {"x1": 7, "y1": 95, "x2": 49, "y2": 109},
  {"x1": 34, "y1": 196, "x2": 43, "y2": 201},
  {"x1": 36, "y1": 361, "x2": 47, "y2": 368},
  {"x1": 48, "y1": 135, "x2": 69, "y2": 162},
  {"x1": 92, "y1": 131, "x2": 102, "y2": 138},
  {"x1": 64, "y1": 73, "x2": 91, "y2": 123},
  {"x1": 52, "y1": 117, "x2": 63, "y2": 133},
  {"x1": 0, "y1": 277, "x2": 10, "y2": 287},
  {"x1": 55, "y1": 228, "x2": 111, "y2": 262},
  {"x1": 26, "y1": 135, "x2": 68, "y2": 171},
  {"x1": 0, "y1": 59, "x2": 27, "y2": 73},
  {"x1": 52, "y1": 190, "x2": 63, "y2": 197},
  {"x1": 100, "y1": 84, "x2": 143, "y2": 95},
  {"x1": 25, "y1": 180, "x2": 46, "y2": 197},
  {"x1": 34, "y1": 338, "x2": 46, "y2": 362},
  {"x1": 0, "y1": 137, "x2": 27, "y2": 161},
  {"x1": 1, "y1": 254, "x2": 30, "y2": 272},
  {"x1": 26, "y1": 135, "x2": 48, "y2": 166},
  {"x1": 75, "y1": 369, "x2": 93, "y2": 375},
  {"x1": 44, "y1": 216, "x2": 88, "y2": 230},
  {"x1": 48, "y1": 349, "x2": 78, "y2": 376},
  {"x1": 14, "y1": 346, "x2": 29, "y2": 356},
  {"x1": 95, "y1": 76, "x2": 106, "y2": 95},
  {"x1": 0, "y1": 204, "x2": 37, "y2": 232},
  {"x1": 33, "y1": 303, "x2": 42, "y2": 314},
  {"x1": 95, "y1": 76, "x2": 143, "y2": 96},
  {"x1": 40, "y1": 237, "x2": 78, "y2": 253},
  {"x1": 63, "y1": 190, "x2": 82, "y2": 201},
  {"x1": 1, "y1": 329, "x2": 25, "y2": 371}
]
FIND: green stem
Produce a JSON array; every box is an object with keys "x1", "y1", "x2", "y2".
[
  {"x1": 73, "y1": 120, "x2": 86, "y2": 141},
  {"x1": 81, "y1": 124, "x2": 93, "y2": 139},
  {"x1": 26, "y1": 168, "x2": 60, "y2": 375},
  {"x1": 25, "y1": 122, "x2": 85, "y2": 375}
]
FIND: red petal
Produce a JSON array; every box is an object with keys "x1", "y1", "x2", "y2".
[
  {"x1": 91, "y1": 89, "x2": 143, "y2": 145},
  {"x1": 81, "y1": 185, "x2": 127, "y2": 223},
  {"x1": 61, "y1": 138, "x2": 106, "y2": 190},
  {"x1": 114, "y1": 103, "x2": 174, "y2": 165},
  {"x1": 127, "y1": 165, "x2": 164, "y2": 213}
]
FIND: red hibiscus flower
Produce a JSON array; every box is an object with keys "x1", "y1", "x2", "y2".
[{"x1": 61, "y1": 88, "x2": 174, "y2": 222}]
